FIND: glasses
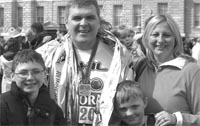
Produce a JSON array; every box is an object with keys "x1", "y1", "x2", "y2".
[{"x1": 14, "y1": 69, "x2": 45, "y2": 78}]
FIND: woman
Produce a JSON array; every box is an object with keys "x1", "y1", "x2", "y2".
[{"x1": 136, "y1": 14, "x2": 200, "y2": 126}]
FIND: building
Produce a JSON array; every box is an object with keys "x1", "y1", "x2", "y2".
[{"x1": 0, "y1": 0, "x2": 200, "y2": 38}]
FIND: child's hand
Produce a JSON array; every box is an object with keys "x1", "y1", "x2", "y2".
[{"x1": 155, "y1": 111, "x2": 177, "y2": 126}]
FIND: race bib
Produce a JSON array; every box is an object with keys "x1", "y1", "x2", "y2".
[
  {"x1": 78, "y1": 78, "x2": 103, "y2": 124},
  {"x1": 78, "y1": 92, "x2": 101, "y2": 124}
]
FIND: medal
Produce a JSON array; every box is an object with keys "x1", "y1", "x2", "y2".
[
  {"x1": 78, "y1": 83, "x2": 91, "y2": 96},
  {"x1": 73, "y1": 39, "x2": 100, "y2": 124}
]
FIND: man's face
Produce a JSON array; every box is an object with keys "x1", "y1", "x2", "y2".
[
  {"x1": 66, "y1": 5, "x2": 100, "y2": 50},
  {"x1": 117, "y1": 97, "x2": 147, "y2": 125}
]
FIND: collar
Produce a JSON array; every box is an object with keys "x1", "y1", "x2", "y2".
[
  {"x1": 10, "y1": 82, "x2": 51, "y2": 106},
  {"x1": 10, "y1": 82, "x2": 52, "y2": 118},
  {"x1": 0, "y1": 55, "x2": 13, "y2": 63},
  {"x1": 159, "y1": 57, "x2": 187, "y2": 70}
]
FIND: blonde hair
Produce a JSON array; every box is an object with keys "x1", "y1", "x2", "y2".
[{"x1": 142, "y1": 14, "x2": 183, "y2": 62}]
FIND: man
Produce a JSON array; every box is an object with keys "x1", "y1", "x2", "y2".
[{"x1": 36, "y1": 0, "x2": 133, "y2": 125}]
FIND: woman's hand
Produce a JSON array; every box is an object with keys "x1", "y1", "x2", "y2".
[{"x1": 155, "y1": 111, "x2": 177, "y2": 126}]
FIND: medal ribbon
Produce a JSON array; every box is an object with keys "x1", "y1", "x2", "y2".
[{"x1": 73, "y1": 39, "x2": 99, "y2": 83}]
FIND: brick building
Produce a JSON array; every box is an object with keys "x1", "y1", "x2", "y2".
[{"x1": 0, "y1": 0, "x2": 200, "y2": 38}]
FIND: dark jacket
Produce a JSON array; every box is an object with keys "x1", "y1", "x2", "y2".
[
  {"x1": 0, "y1": 82, "x2": 66, "y2": 125},
  {"x1": 30, "y1": 32, "x2": 51, "y2": 50}
]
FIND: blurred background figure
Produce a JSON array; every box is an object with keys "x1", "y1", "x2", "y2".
[
  {"x1": 192, "y1": 38, "x2": 200, "y2": 61},
  {"x1": 111, "y1": 25, "x2": 134, "y2": 50},
  {"x1": 55, "y1": 27, "x2": 67, "y2": 43},
  {"x1": 0, "y1": 27, "x2": 22, "y2": 93},
  {"x1": 182, "y1": 38, "x2": 193, "y2": 56},
  {"x1": 111, "y1": 25, "x2": 145, "y2": 67},
  {"x1": 29, "y1": 22, "x2": 52, "y2": 50},
  {"x1": 0, "y1": 36, "x2": 6, "y2": 55},
  {"x1": 100, "y1": 17, "x2": 113, "y2": 31}
]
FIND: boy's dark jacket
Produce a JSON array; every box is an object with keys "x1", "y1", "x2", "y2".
[{"x1": 0, "y1": 82, "x2": 66, "y2": 125}]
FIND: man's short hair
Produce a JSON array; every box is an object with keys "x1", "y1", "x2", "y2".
[
  {"x1": 114, "y1": 80, "x2": 145, "y2": 108},
  {"x1": 67, "y1": 0, "x2": 100, "y2": 18}
]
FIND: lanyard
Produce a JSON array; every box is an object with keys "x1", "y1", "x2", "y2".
[{"x1": 73, "y1": 39, "x2": 99, "y2": 83}]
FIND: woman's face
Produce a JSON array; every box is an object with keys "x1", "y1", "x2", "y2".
[{"x1": 148, "y1": 22, "x2": 175, "y2": 62}]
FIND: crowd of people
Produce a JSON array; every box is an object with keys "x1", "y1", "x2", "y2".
[{"x1": 0, "y1": 0, "x2": 200, "y2": 126}]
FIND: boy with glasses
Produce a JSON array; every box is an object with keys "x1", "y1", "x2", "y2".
[{"x1": 0, "y1": 49, "x2": 66, "y2": 125}]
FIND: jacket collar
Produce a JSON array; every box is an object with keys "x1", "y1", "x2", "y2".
[
  {"x1": 10, "y1": 82, "x2": 52, "y2": 118},
  {"x1": 159, "y1": 57, "x2": 187, "y2": 70},
  {"x1": 10, "y1": 82, "x2": 51, "y2": 107}
]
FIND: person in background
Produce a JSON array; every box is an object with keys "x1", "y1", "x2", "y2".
[
  {"x1": 110, "y1": 80, "x2": 155, "y2": 126},
  {"x1": 0, "y1": 36, "x2": 21, "y2": 93},
  {"x1": 56, "y1": 27, "x2": 68, "y2": 43},
  {"x1": 19, "y1": 35, "x2": 31, "y2": 50},
  {"x1": 0, "y1": 49, "x2": 66, "y2": 125},
  {"x1": 30, "y1": 22, "x2": 52, "y2": 49},
  {"x1": 135, "y1": 14, "x2": 200, "y2": 126},
  {"x1": 0, "y1": 36, "x2": 6, "y2": 55},
  {"x1": 111, "y1": 25, "x2": 145, "y2": 58},
  {"x1": 183, "y1": 40, "x2": 193, "y2": 56},
  {"x1": 192, "y1": 38, "x2": 200, "y2": 61},
  {"x1": 111, "y1": 25, "x2": 145, "y2": 78},
  {"x1": 36, "y1": 0, "x2": 133, "y2": 125},
  {"x1": 111, "y1": 25, "x2": 134, "y2": 50}
]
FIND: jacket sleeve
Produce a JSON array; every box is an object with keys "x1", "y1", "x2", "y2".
[
  {"x1": 182, "y1": 68, "x2": 200, "y2": 126},
  {"x1": 54, "y1": 104, "x2": 66, "y2": 125},
  {"x1": 0, "y1": 95, "x2": 8, "y2": 125}
]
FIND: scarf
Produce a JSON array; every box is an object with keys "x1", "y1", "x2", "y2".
[{"x1": 36, "y1": 30, "x2": 132, "y2": 126}]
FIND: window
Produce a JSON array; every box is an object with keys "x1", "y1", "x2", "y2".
[
  {"x1": 158, "y1": 3, "x2": 168, "y2": 14},
  {"x1": 0, "y1": 8, "x2": 4, "y2": 27},
  {"x1": 36, "y1": 6, "x2": 44, "y2": 23},
  {"x1": 58, "y1": 6, "x2": 66, "y2": 28},
  {"x1": 113, "y1": 5, "x2": 122, "y2": 26},
  {"x1": 65, "y1": 5, "x2": 70, "y2": 20},
  {"x1": 17, "y1": 7, "x2": 23, "y2": 27},
  {"x1": 99, "y1": 5, "x2": 103, "y2": 17},
  {"x1": 133, "y1": 5, "x2": 141, "y2": 27},
  {"x1": 194, "y1": 3, "x2": 200, "y2": 27}
]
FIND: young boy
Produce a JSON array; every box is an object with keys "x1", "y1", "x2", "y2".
[
  {"x1": 111, "y1": 25, "x2": 145, "y2": 74},
  {"x1": 0, "y1": 49, "x2": 66, "y2": 125},
  {"x1": 111, "y1": 25, "x2": 134, "y2": 50},
  {"x1": 111, "y1": 80, "x2": 155, "y2": 126}
]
